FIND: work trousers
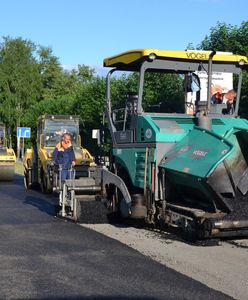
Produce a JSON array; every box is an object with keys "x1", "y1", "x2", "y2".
[{"x1": 61, "y1": 169, "x2": 74, "y2": 181}]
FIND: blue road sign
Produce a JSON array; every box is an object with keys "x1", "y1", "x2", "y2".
[{"x1": 17, "y1": 127, "x2": 31, "y2": 138}]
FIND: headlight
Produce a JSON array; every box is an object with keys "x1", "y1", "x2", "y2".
[
  {"x1": 148, "y1": 53, "x2": 156, "y2": 61},
  {"x1": 239, "y1": 59, "x2": 245, "y2": 66}
]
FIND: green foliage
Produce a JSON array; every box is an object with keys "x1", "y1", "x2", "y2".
[
  {"x1": 77, "y1": 64, "x2": 96, "y2": 83},
  {"x1": 143, "y1": 73, "x2": 184, "y2": 112},
  {"x1": 0, "y1": 36, "x2": 42, "y2": 133},
  {"x1": 110, "y1": 74, "x2": 134, "y2": 109},
  {"x1": 109, "y1": 71, "x2": 184, "y2": 113},
  {"x1": 199, "y1": 21, "x2": 248, "y2": 56}
]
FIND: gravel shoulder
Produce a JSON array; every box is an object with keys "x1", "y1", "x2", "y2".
[{"x1": 82, "y1": 223, "x2": 248, "y2": 300}]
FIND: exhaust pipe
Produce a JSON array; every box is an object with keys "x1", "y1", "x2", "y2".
[
  {"x1": 207, "y1": 50, "x2": 216, "y2": 112},
  {"x1": 197, "y1": 50, "x2": 216, "y2": 131}
]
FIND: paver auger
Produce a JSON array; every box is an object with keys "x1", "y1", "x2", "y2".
[
  {"x1": 102, "y1": 49, "x2": 248, "y2": 239},
  {"x1": 0, "y1": 124, "x2": 16, "y2": 181},
  {"x1": 56, "y1": 160, "x2": 132, "y2": 223}
]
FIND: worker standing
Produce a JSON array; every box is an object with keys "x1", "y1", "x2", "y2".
[{"x1": 52, "y1": 133, "x2": 76, "y2": 181}]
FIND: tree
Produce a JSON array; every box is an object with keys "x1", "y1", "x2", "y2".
[
  {"x1": 109, "y1": 71, "x2": 184, "y2": 113},
  {"x1": 38, "y1": 46, "x2": 73, "y2": 100},
  {"x1": 199, "y1": 21, "x2": 248, "y2": 56},
  {"x1": 71, "y1": 76, "x2": 105, "y2": 153},
  {"x1": 0, "y1": 37, "x2": 42, "y2": 133},
  {"x1": 77, "y1": 64, "x2": 95, "y2": 83},
  {"x1": 142, "y1": 72, "x2": 184, "y2": 112}
]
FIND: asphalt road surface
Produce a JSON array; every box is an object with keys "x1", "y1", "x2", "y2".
[{"x1": 0, "y1": 175, "x2": 233, "y2": 300}]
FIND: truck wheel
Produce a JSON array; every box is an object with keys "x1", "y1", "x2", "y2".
[
  {"x1": 24, "y1": 161, "x2": 33, "y2": 190},
  {"x1": 24, "y1": 171, "x2": 29, "y2": 189}
]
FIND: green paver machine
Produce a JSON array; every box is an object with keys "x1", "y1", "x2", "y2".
[{"x1": 103, "y1": 49, "x2": 248, "y2": 239}]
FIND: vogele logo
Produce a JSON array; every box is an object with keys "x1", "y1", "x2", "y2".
[{"x1": 186, "y1": 52, "x2": 208, "y2": 60}]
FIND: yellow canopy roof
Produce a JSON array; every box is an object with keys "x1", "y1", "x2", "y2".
[{"x1": 104, "y1": 49, "x2": 248, "y2": 70}]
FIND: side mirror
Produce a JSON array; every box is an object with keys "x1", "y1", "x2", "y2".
[
  {"x1": 92, "y1": 129, "x2": 100, "y2": 145},
  {"x1": 184, "y1": 73, "x2": 201, "y2": 93}
]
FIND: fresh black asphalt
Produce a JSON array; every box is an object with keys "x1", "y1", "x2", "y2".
[{"x1": 0, "y1": 175, "x2": 233, "y2": 300}]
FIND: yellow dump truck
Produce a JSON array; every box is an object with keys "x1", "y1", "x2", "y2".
[
  {"x1": 0, "y1": 124, "x2": 16, "y2": 181},
  {"x1": 23, "y1": 114, "x2": 94, "y2": 193}
]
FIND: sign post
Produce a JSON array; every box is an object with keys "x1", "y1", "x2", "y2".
[{"x1": 17, "y1": 127, "x2": 31, "y2": 159}]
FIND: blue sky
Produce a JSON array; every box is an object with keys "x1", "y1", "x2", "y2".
[{"x1": 0, "y1": 0, "x2": 247, "y2": 72}]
